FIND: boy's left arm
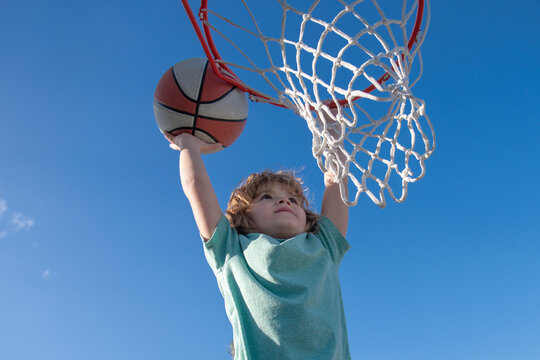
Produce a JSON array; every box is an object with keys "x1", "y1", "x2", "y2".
[{"x1": 321, "y1": 171, "x2": 349, "y2": 237}]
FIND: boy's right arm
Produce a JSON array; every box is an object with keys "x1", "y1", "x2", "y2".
[{"x1": 166, "y1": 133, "x2": 223, "y2": 241}]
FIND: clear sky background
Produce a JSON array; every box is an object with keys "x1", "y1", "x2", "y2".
[{"x1": 1, "y1": 1, "x2": 539, "y2": 359}]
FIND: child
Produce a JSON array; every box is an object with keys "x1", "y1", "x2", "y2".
[{"x1": 165, "y1": 132, "x2": 351, "y2": 360}]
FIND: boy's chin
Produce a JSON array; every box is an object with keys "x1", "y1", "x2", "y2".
[
  {"x1": 266, "y1": 226, "x2": 305, "y2": 239},
  {"x1": 250, "y1": 219, "x2": 307, "y2": 239}
]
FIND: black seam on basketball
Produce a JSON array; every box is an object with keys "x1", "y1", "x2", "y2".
[
  {"x1": 192, "y1": 128, "x2": 226, "y2": 147},
  {"x1": 156, "y1": 100, "x2": 246, "y2": 122},
  {"x1": 155, "y1": 100, "x2": 195, "y2": 117},
  {"x1": 171, "y1": 66, "x2": 198, "y2": 103},
  {"x1": 193, "y1": 60, "x2": 209, "y2": 136},
  {"x1": 198, "y1": 86, "x2": 239, "y2": 104},
  {"x1": 169, "y1": 126, "x2": 195, "y2": 132},
  {"x1": 197, "y1": 115, "x2": 247, "y2": 122},
  {"x1": 169, "y1": 127, "x2": 225, "y2": 147}
]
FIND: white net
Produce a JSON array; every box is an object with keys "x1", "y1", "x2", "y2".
[{"x1": 190, "y1": 0, "x2": 435, "y2": 207}]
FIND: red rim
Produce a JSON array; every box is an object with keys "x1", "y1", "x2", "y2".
[{"x1": 181, "y1": 0, "x2": 426, "y2": 109}]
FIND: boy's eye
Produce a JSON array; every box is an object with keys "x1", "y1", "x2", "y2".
[
  {"x1": 289, "y1": 197, "x2": 298, "y2": 204},
  {"x1": 261, "y1": 194, "x2": 272, "y2": 200}
]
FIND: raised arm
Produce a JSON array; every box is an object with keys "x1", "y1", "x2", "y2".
[
  {"x1": 166, "y1": 133, "x2": 223, "y2": 241},
  {"x1": 321, "y1": 171, "x2": 349, "y2": 237},
  {"x1": 318, "y1": 108, "x2": 350, "y2": 237}
]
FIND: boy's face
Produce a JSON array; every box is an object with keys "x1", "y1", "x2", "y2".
[{"x1": 249, "y1": 182, "x2": 307, "y2": 239}]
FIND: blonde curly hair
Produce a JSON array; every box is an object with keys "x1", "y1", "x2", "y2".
[{"x1": 226, "y1": 170, "x2": 320, "y2": 235}]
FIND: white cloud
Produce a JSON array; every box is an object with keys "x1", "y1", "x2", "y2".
[
  {"x1": 42, "y1": 269, "x2": 56, "y2": 280},
  {"x1": 0, "y1": 198, "x2": 34, "y2": 239},
  {"x1": 10, "y1": 212, "x2": 34, "y2": 231}
]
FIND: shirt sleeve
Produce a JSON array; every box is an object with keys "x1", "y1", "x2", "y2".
[
  {"x1": 202, "y1": 215, "x2": 241, "y2": 274},
  {"x1": 315, "y1": 216, "x2": 351, "y2": 265}
]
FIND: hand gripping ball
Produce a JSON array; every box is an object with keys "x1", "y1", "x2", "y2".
[{"x1": 153, "y1": 58, "x2": 248, "y2": 148}]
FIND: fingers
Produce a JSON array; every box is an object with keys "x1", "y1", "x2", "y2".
[
  {"x1": 163, "y1": 132, "x2": 183, "y2": 150},
  {"x1": 163, "y1": 132, "x2": 223, "y2": 154},
  {"x1": 163, "y1": 132, "x2": 176, "y2": 144},
  {"x1": 200, "y1": 142, "x2": 224, "y2": 155}
]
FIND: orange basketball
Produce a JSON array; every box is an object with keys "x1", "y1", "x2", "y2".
[{"x1": 153, "y1": 58, "x2": 248, "y2": 148}]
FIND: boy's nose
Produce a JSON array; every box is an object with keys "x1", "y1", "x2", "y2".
[{"x1": 277, "y1": 197, "x2": 290, "y2": 205}]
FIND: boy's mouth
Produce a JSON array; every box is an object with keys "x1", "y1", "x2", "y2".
[{"x1": 275, "y1": 207, "x2": 294, "y2": 214}]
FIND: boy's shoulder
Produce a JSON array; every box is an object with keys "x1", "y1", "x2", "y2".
[{"x1": 313, "y1": 216, "x2": 351, "y2": 264}]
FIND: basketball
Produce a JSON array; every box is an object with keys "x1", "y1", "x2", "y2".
[{"x1": 153, "y1": 57, "x2": 248, "y2": 148}]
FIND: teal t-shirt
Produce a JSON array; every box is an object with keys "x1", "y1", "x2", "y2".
[{"x1": 203, "y1": 215, "x2": 351, "y2": 360}]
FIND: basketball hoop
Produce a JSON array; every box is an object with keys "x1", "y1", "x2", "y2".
[{"x1": 180, "y1": 0, "x2": 435, "y2": 207}]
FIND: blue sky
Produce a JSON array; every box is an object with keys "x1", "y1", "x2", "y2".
[{"x1": 1, "y1": 1, "x2": 539, "y2": 359}]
